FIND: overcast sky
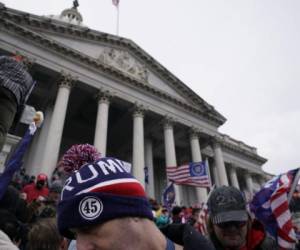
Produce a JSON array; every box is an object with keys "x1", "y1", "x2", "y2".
[{"x1": 2, "y1": 0, "x2": 299, "y2": 175}]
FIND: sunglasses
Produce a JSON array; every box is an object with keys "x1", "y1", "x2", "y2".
[{"x1": 215, "y1": 221, "x2": 247, "y2": 229}]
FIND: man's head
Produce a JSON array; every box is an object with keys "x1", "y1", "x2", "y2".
[
  {"x1": 27, "y1": 218, "x2": 67, "y2": 250},
  {"x1": 57, "y1": 145, "x2": 153, "y2": 241},
  {"x1": 48, "y1": 183, "x2": 62, "y2": 205},
  {"x1": 36, "y1": 173, "x2": 47, "y2": 190},
  {"x1": 191, "y1": 207, "x2": 200, "y2": 219},
  {"x1": 171, "y1": 206, "x2": 182, "y2": 216},
  {"x1": 207, "y1": 186, "x2": 249, "y2": 248},
  {"x1": 0, "y1": 209, "x2": 25, "y2": 246}
]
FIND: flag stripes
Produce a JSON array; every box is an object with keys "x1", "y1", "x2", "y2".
[
  {"x1": 198, "y1": 203, "x2": 208, "y2": 235},
  {"x1": 166, "y1": 162, "x2": 211, "y2": 187},
  {"x1": 250, "y1": 169, "x2": 298, "y2": 249}
]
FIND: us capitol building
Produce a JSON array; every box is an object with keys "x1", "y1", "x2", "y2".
[{"x1": 0, "y1": 2, "x2": 271, "y2": 205}]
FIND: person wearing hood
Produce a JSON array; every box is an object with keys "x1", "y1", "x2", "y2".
[{"x1": 22, "y1": 173, "x2": 49, "y2": 203}]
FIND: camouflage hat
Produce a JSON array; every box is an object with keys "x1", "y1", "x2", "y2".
[{"x1": 207, "y1": 186, "x2": 248, "y2": 224}]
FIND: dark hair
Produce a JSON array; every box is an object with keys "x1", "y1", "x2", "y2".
[
  {"x1": 172, "y1": 206, "x2": 182, "y2": 216},
  {"x1": 0, "y1": 209, "x2": 25, "y2": 243},
  {"x1": 39, "y1": 205, "x2": 56, "y2": 218},
  {"x1": 192, "y1": 208, "x2": 200, "y2": 215},
  {"x1": 27, "y1": 218, "x2": 63, "y2": 250},
  {"x1": 289, "y1": 197, "x2": 300, "y2": 212},
  {"x1": 15, "y1": 198, "x2": 30, "y2": 223},
  {"x1": 0, "y1": 185, "x2": 21, "y2": 214}
]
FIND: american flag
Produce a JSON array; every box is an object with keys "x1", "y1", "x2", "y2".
[
  {"x1": 197, "y1": 202, "x2": 208, "y2": 235},
  {"x1": 112, "y1": 0, "x2": 120, "y2": 7},
  {"x1": 250, "y1": 169, "x2": 299, "y2": 249},
  {"x1": 166, "y1": 161, "x2": 211, "y2": 187},
  {"x1": 196, "y1": 184, "x2": 215, "y2": 235}
]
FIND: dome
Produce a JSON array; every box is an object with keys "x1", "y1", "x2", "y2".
[
  {"x1": 60, "y1": 7, "x2": 83, "y2": 25},
  {"x1": 46, "y1": 1, "x2": 84, "y2": 26}
]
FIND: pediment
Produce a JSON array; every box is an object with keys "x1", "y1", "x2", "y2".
[
  {"x1": 0, "y1": 6, "x2": 226, "y2": 125},
  {"x1": 32, "y1": 31, "x2": 194, "y2": 104}
]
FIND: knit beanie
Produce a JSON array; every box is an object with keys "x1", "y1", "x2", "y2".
[{"x1": 57, "y1": 144, "x2": 153, "y2": 238}]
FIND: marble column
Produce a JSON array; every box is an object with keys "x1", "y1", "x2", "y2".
[
  {"x1": 94, "y1": 90, "x2": 111, "y2": 156},
  {"x1": 211, "y1": 161, "x2": 220, "y2": 187},
  {"x1": 132, "y1": 105, "x2": 145, "y2": 187},
  {"x1": 163, "y1": 117, "x2": 181, "y2": 205},
  {"x1": 189, "y1": 128, "x2": 208, "y2": 203},
  {"x1": 245, "y1": 171, "x2": 254, "y2": 196},
  {"x1": 228, "y1": 165, "x2": 240, "y2": 189},
  {"x1": 145, "y1": 139, "x2": 155, "y2": 198},
  {"x1": 40, "y1": 73, "x2": 75, "y2": 177},
  {"x1": 255, "y1": 175, "x2": 264, "y2": 187},
  {"x1": 25, "y1": 107, "x2": 53, "y2": 176},
  {"x1": 212, "y1": 138, "x2": 229, "y2": 186}
]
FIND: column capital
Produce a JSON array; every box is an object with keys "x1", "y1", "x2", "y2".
[
  {"x1": 163, "y1": 115, "x2": 175, "y2": 129},
  {"x1": 59, "y1": 71, "x2": 77, "y2": 89},
  {"x1": 189, "y1": 127, "x2": 202, "y2": 140},
  {"x1": 258, "y1": 175, "x2": 267, "y2": 186},
  {"x1": 96, "y1": 89, "x2": 112, "y2": 104},
  {"x1": 133, "y1": 103, "x2": 145, "y2": 118},
  {"x1": 228, "y1": 163, "x2": 238, "y2": 170},
  {"x1": 241, "y1": 169, "x2": 253, "y2": 176},
  {"x1": 211, "y1": 134, "x2": 224, "y2": 147},
  {"x1": 228, "y1": 164, "x2": 240, "y2": 189}
]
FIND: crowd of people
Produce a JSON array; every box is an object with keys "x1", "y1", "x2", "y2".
[
  {"x1": 0, "y1": 55, "x2": 299, "y2": 249},
  {"x1": 0, "y1": 161, "x2": 282, "y2": 250}
]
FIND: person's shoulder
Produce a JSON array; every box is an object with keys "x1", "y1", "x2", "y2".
[
  {"x1": 160, "y1": 224, "x2": 215, "y2": 250},
  {"x1": 0, "y1": 230, "x2": 19, "y2": 250},
  {"x1": 160, "y1": 223, "x2": 185, "y2": 245},
  {"x1": 22, "y1": 183, "x2": 33, "y2": 191},
  {"x1": 182, "y1": 224, "x2": 215, "y2": 250},
  {"x1": 259, "y1": 235, "x2": 278, "y2": 250},
  {"x1": 250, "y1": 220, "x2": 278, "y2": 250}
]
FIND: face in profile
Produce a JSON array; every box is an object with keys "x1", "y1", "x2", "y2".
[{"x1": 213, "y1": 220, "x2": 248, "y2": 248}]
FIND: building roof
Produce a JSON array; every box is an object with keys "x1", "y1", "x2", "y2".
[
  {"x1": 0, "y1": 3, "x2": 226, "y2": 127},
  {"x1": 0, "y1": 3, "x2": 267, "y2": 165}
]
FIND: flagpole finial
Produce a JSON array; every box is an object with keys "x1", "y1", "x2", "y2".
[{"x1": 112, "y1": 0, "x2": 120, "y2": 7}]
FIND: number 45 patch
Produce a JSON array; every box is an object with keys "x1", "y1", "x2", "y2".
[{"x1": 79, "y1": 196, "x2": 103, "y2": 220}]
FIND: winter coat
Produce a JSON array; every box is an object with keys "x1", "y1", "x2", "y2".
[
  {"x1": 0, "y1": 230, "x2": 18, "y2": 250},
  {"x1": 161, "y1": 223, "x2": 215, "y2": 250}
]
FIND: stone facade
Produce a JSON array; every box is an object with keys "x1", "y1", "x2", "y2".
[{"x1": 0, "y1": 3, "x2": 269, "y2": 205}]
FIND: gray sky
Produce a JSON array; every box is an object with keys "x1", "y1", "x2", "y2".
[{"x1": 2, "y1": 0, "x2": 299, "y2": 175}]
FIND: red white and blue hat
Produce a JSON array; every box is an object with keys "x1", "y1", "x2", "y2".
[{"x1": 57, "y1": 152, "x2": 153, "y2": 238}]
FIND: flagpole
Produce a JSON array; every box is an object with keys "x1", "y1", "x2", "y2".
[
  {"x1": 116, "y1": 4, "x2": 119, "y2": 35},
  {"x1": 205, "y1": 158, "x2": 213, "y2": 191},
  {"x1": 288, "y1": 168, "x2": 300, "y2": 203}
]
